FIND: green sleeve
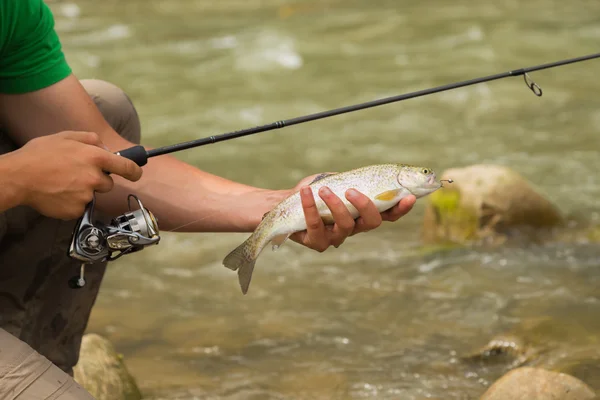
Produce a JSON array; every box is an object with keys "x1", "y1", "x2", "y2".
[{"x1": 0, "y1": 0, "x2": 72, "y2": 94}]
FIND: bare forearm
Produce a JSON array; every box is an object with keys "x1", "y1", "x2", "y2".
[{"x1": 96, "y1": 132, "x2": 290, "y2": 232}]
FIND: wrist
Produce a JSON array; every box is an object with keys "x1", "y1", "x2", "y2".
[
  {"x1": 244, "y1": 188, "x2": 293, "y2": 231},
  {"x1": 0, "y1": 151, "x2": 27, "y2": 212}
]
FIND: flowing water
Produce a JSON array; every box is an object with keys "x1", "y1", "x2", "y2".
[{"x1": 49, "y1": 0, "x2": 600, "y2": 398}]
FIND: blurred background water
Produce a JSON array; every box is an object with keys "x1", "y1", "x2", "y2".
[{"x1": 49, "y1": 0, "x2": 600, "y2": 398}]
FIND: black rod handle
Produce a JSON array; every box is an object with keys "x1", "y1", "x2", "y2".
[{"x1": 116, "y1": 145, "x2": 148, "y2": 166}]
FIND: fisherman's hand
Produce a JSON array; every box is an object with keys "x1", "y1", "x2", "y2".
[
  {"x1": 10, "y1": 131, "x2": 143, "y2": 220},
  {"x1": 290, "y1": 174, "x2": 416, "y2": 251}
]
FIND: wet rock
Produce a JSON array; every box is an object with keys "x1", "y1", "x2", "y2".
[
  {"x1": 422, "y1": 164, "x2": 564, "y2": 245},
  {"x1": 462, "y1": 334, "x2": 536, "y2": 370},
  {"x1": 466, "y1": 315, "x2": 600, "y2": 395},
  {"x1": 461, "y1": 316, "x2": 596, "y2": 372},
  {"x1": 479, "y1": 367, "x2": 596, "y2": 400},
  {"x1": 73, "y1": 333, "x2": 142, "y2": 400}
]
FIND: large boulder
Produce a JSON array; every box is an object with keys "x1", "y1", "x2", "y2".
[
  {"x1": 480, "y1": 367, "x2": 596, "y2": 400},
  {"x1": 73, "y1": 333, "x2": 142, "y2": 400},
  {"x1": 422, "y1": 164, "x2": 565, "y2": 245}
]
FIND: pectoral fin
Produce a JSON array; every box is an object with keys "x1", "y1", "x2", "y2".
[
  {"x1": 375, "y1": 189, "x2": 402, "y2": 202},
  {"x1": 271, "y1": 233, "x2": 291, "y2": 251}
]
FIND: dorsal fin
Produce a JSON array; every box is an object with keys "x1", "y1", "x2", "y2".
[{"x1": 309, "y1": 172, "x2": 337, "y2": 185}]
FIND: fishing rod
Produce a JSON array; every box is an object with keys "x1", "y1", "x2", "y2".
[
  {"x1": 115, "y1": 51, "x2": 600, "y2": 167},
  {"x1": 66, "y1": 51, "x2": 600, "y2": 289}
]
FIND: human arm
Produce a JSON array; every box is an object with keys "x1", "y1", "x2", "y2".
[
  {"x1": 0, "y1": 74, "x2": 294, "y2": 232},
  {"x1": 0, "y1": 0, "x2": 275, "y2": 232}
]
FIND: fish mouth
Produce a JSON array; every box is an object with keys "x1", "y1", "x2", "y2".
[
  {"x1": 427, "y1": 174, "x2": 442, "y2": 189},
  {"x1": 401, "y1": 181, "x2": 441, "y2": 198}
]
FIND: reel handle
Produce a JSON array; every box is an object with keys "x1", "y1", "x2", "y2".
[{"x1": 115, "y1": 145, "x2": 148, "y2": 167}]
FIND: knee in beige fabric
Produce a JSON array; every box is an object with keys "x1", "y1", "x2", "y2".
[
  {"x1": 80, "y1": 79, "x2": 142, "y2": 145},
  {"x1": 0, "y1": 328, "x2": 95, "y2": 399}
]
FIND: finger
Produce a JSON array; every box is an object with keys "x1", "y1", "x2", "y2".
[
  {"x1": 345, "y1": 188, "x2": 383, "y2": 235},
  {"x1": 319, "y1": 186, "x2": 355, "y2": 247},
  {"x1": 381, "y1": 195, "x2": 416, "y2": 222},
  {"x1": 93, "y1": 173, "x2": 115, "y2": 193},
  {"x1": 300, "y1": 186, "x2": 329, "y2": 252},
  {"x1": 59, "y1": 131, "x2": 106, "y2": 149},
  {"x1": 95, "y1": 150, "x2": 144, "y2": 182}
]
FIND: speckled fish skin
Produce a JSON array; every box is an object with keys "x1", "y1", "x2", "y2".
[{"x1": 223, "y1": 164, "x2": 444, "y2": 295}]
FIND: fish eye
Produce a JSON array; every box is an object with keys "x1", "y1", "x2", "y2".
[{"x1": 422, "y1": 168, "x2": 430, "y2": 174}]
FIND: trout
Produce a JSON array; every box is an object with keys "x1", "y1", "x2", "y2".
[{"x1": 223, "y1": 164, "x2": 450, "y2": 294}]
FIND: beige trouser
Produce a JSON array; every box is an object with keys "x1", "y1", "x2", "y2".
[{"x1": 0, "y1": 79, "x2": 142, "y2": 398}]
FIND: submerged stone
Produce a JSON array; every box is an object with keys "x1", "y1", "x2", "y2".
[{"x1": 73, "y1": 333, "x2": 142, "y2": 400}]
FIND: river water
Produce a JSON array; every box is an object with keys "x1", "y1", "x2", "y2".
[{"x1": 50, "y1": 0, "x2": 600, "y2": 398}]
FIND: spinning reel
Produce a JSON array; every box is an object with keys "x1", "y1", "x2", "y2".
[{"x1": 67, "y1": 193, "x2": 161, "y2": 288}]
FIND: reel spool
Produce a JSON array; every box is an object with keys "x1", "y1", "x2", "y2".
[{"x1": 67, "y1": 194, "x2": 160, "y2": 288}]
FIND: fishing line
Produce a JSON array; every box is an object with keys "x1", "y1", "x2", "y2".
[{"x1": 116, "y1": 52, "x2": 600, "y2": 166}]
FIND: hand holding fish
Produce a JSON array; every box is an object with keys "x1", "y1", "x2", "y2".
[
  {"x1": 223, "y1": 164, "x2": 451, "y2": 294},
  {"x1": 288, "y1": 173, "x2": 417, "y2": 251}
]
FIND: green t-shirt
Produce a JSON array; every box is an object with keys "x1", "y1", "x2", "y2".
[{"x1": 0, "y1": 0, "x2": 72, "y2": 94}]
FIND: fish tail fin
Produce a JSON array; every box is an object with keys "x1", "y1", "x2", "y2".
[
  {"x1": 223, "y1": 227, "x2": 273, "y2": 295},
  {"x1": 223, "y1": 239, "x2": 257, "y2": 295},
  {"x1": 237, "y1": 258, "x2": 256, "y2": 296}
]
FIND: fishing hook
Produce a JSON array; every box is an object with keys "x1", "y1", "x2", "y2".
[{"x1": 523, "y1": 73, "x2": 543, "y2": 97}]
